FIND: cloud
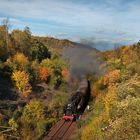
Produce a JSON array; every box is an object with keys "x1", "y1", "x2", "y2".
[
  {"x1": 79, "y1": 36, "x2": 135, "y2": 51},
  {"x1": 0, "y1": 17, "x2": 26, "y2": 25},
  {"x1": 0, "y1": 0, "x2": 140, "y2": 47}
]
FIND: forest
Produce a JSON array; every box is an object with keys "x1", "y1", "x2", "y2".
[
  {"x1": 0, "y1": 20, "x2": 140, "y2": 140},
  {"x1": 0, "y1": 21, "x2": 70, "y2": 139}
]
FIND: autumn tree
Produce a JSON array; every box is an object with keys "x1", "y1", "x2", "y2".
[
  {"x1": 22, "y1": 99, "x2": 46, "y2": 124},
  {"x1": 0, "y1": 25, "x2": 9, "y2": 61},
  {"x1": 7, "y1": 52, "x2": 29, "y2": 72},
  {"x1": 39, "y1": 67, "x2": 51, "y2": 81},
  {"x1": 12, "y1": 70, "x2": 31, "y2": 97},
  {"x1": 2, "y1": 18, "x2": 10, "y2": 50},
  {"x1": 11, "y1": 27, "x2": 32, "y2": 56},
  {"x1": 30, "y1": 39, "x2": 51, "y2": 62}
]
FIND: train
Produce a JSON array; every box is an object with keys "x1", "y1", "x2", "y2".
[{"x1": 63, "y1": 79, "x2": 90, "y2": 121}]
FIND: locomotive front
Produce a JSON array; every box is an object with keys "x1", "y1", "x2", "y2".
[{"x1": 63, "y1": 79, "x2": 90, "y2": 121}]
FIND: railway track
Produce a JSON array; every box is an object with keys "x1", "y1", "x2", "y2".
[{"x1": 43, "y1": 119, "x2": 77, "y2": 140}]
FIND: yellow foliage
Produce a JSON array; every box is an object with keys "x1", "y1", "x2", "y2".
[
  {"x1": 121, "y1": 46, "x2": 138, "y2": 65},
  {"x1": 22, "y1": 99, "x2": 45, "y2": 123},
  {"x1": 6, "y1": 52, "x2": 29, "y2": 71},
  {"x1": 104, "y1": 85, "x2": 117, "y2": 113},
  {"x1": 12, "y1": 71, "x2": 31, "y2": 97},
  {"x1": 41, "y1": 58, "x2": 52, "y2": 68},
  {"x1": 14, "y1": 53, "x2": 28, "y2": 63},
  {"x1": 81, "y1": 112, "x2": 109, "y2": 140},
  {"x1": 104, "y1": 70, "x2": 118, "y2": 113},
  {"x1": 81, "y1": 123, "x2": 95, "y2": 140},
  {"x1": 14, "y1": 53, "x2": 29, "y2": 68},
  {"x1": 91, "y1": 79, "x2": 104, "y2": 97}
]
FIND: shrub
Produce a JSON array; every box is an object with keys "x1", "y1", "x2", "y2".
[
  {"x1": 21, "y1": 100, "x2": 46, "y2": 124},
  {"x1": 117, "y1": 74, "x2": 140, "y2": 100},
  {"x1": 81, "y1": 112, "x2": 109, "y2": 140},
  {"x1": 104, "y1": 97, "x2": 140, "y2": 140},
  {"x1": 20, "y1": 99, "x2": 55, "y2": 139}
]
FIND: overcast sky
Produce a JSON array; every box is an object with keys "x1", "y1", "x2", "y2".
[{"x1": 0, "y1": 0, "x2": 140, "y2": 50}]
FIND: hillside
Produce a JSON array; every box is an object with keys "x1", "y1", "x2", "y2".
[
  {"x1": 72, "y1": 43, "x2": 140, "y2": 140},
  {"x1": 0, "y1": 25, "x2": 100, "y2": 140},
  {"x1": 0, "y1": 26, "x2": 72, "y2": 139},
  {"x1": 35, "y1": 36, "x2": 98, "y2": 51}
]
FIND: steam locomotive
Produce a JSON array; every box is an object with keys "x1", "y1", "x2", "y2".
[{"x1": 63, "y1": 79, "x2": 90, "y2": 121}]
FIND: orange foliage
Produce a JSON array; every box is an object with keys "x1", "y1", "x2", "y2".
[
  {"x1": 39, "y1": 67, "x2": 50, "y2": 81},
  {"x1": 92, "y1": 86, "x2": 100, "y2": 97},
  {"x1": 104, "y1": 70, "x2": 120, "y2": 86},
  {"x1": 61, "y1": 68, "x2": 69, "y2": 81}
]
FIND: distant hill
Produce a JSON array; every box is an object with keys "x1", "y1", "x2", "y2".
[{"x1": 34, "y1": 36, "x2": 99, "y2": 52}]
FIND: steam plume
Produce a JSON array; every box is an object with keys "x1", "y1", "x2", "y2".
[{"x1": 62, "y1": 44, "x2": 104, "y2": 81}]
